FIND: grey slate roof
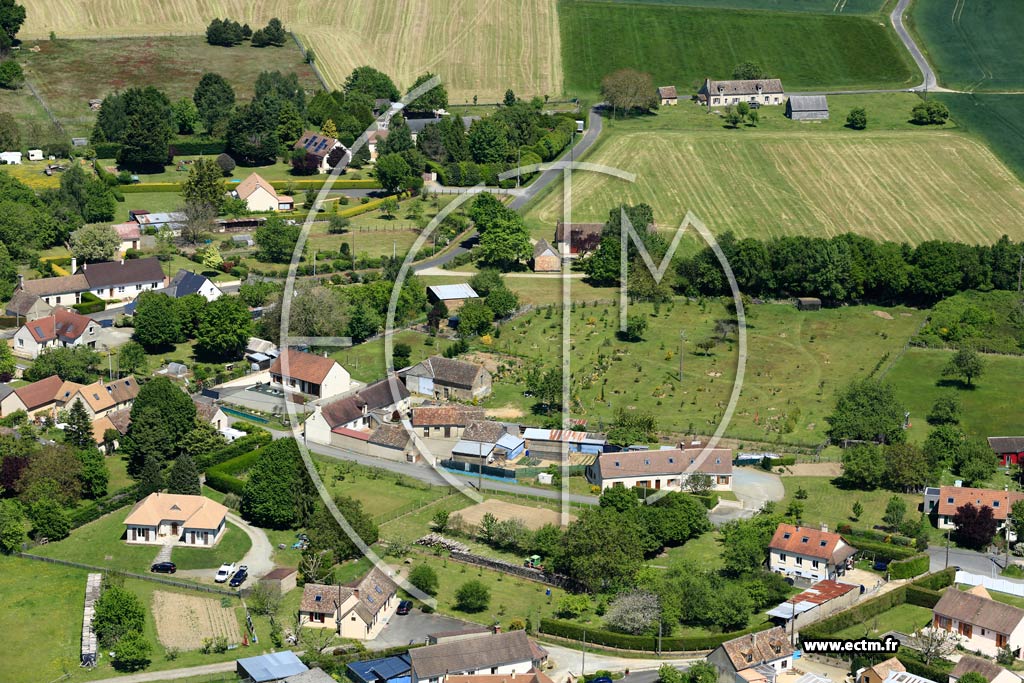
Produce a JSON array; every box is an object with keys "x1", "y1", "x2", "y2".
[
  {"x1": 463, "y1": 420, "x2": 507, "y2": 444},
  {"x1": 80, "y1": 258, "x2": 164, "y2": 288},
  {"x1": 934, "y1": 587, "x2": 1024, "y2": 634},
  {"x1": 704, "y1": 78, "x2": 785, "y2": 96},
  {"x1": 533, "y1": 238, "x2": 557, "y2": 259},
  {"x1": 405, "y1": 355, "x2": 485, "y2": 388},
  {"x1": 166, "y1": 269, "x2": 216, "y2": 298},
  {"x1": 951, "y1": 655, "x2": 1007, "y2": 683},
  {"x1": 787, "y1": 95, "x2": 828, "y2": 112},
  {"x1": 657, "y1": 86, "x2": 678, "y2": 99},
  {"x1": 368, "y1": 423, "x2": 410, "y2": 450},
  {"x1": 5, "y1": 289, "x2": 49, "y2": 316},
  {"x1": 989, "y1": 437, "x2": 1024, "y2": 453},
  {"x1": 410, "y1": 631, "x2": 536, "y2": 680}
]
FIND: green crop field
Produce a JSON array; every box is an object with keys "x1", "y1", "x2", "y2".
[
  {"x1": 559, "y1": 0, "x2": 917, "y2": 96},
  {"x1": 18, "y1": 0, "x2": 562, "y2": 103},
  {"x1": 908, "y1": 0, "x2": 1024, "y2": 92},
  {"x1": 525, "y1": 104, "x2": 1024, "y2": 244},
  {"x1": 933, "y1": 94, "x2": 1024, "y2": 182},
  {"x1": 16, "y1": 35, "x2": 319, "y2": 137},
  {"x1": 883, "y1": 348, "x2": 1024, "y2": 445},
  {"x1": 579, "y1": 0, "x2": 885, "y2": 13}
]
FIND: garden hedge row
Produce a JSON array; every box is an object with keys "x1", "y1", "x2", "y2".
[
  {"x1": 889, "y1": 554, "x2": 930, "y2": 579},
  {"x1": 73, "y1": 292, "x2": 105, "y2": 315},
  {"x1": 845, "y1": 527, "x2": 916, "y2": 547},
  {"x1": 196, "y1": 429, "x2": 271, "y2": 470},
  {"x1": 270, "y1": 178, "x2": 380, "y2": 190},
  {"x1": 913, "y1": 566, "x2": 955, "y2": 590},
  {"x1": 848, "y1": 536, "x2": 919, "y2": 561},
  {"x1": 538, "y1": 618, "x2": 764, "y2": 652},
  {"x1": 905, "y1": 584, "x2": 942, "y2": 608},
  {"x1": 169, "y1": 140, "x2": 227, "y2": 156},
  {"x1": 120, "y1": 182, "x2": 182, "y2": 193},
  {"x1": 337, "y1": 197, "x2": 387, "y2": 218}
]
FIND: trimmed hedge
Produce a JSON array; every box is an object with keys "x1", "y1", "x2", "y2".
[
  {"x1": 196, "y1": 429, "x2": 271, "y2": 470},
  {"x1": 94, "y1": 143, "x2": 122, "y2": 159},
  {"x1": 889, "y1": 553, "x2": 930, "y2": 579},
  {"x1": 67, "y1": 489, "x2": 134, "y2": 529},
  {"x1": 847, "y1": 536, "x2": 919, "y2": 561},
  {"x1": 205, "y1": 468, "x2": 245, "y2": 496},
  {"x1": 897, "y1": 651, "x2": 953, "y2": 680},
  {"x1": 337, "y1": 197, "x2": 388, "y2": 218},
  {"x1": 73, "y1": 292, "x2": 106, "y2": 315},
  {"x1": 905, "y1": 584, "x2": 942, "y2": 608},
  {"x1": 913, "y1": 566, "x2": 955, "y2": 591},
  {"x1": 539, "y1": 618, "x2": 764, "y2": 652},
  {"x1": 204, "y1": 447, "x2": 266, "y2": 495},
  {"x1": 169, "y1": 140, "x2": 226, "y2": 156},
  {"x1": 120, "y1": 182, "x2": 182, "y2": 193},
  {"x1": 269, "y1": 178, "x2": 380, "y2": 190}
]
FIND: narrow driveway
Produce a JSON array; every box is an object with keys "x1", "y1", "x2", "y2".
[
  {"x1": 925, "y1": 543, "x2": 1024, "y2": 579},
  {"x1": 174, "y1": 514, "x2": 274, "y2": 582},
  {"x1": 365, "y1": 609, "x2": 477, "y2": 650},
  {"x1": 541, "y1": 641, "x2": 699, "y2": 680},
  {"x1": 87, "y1": 660, "x2": 238, "y2": 683},
  {"x1": 708, "y1": 467, "x2": 784, "y2": 525}
]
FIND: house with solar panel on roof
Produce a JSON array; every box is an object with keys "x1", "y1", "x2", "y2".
[
  {"x1": 299, "y1": 567, "x2": 398, "y2": 639},
  {"x1": 294, "y1": 130, "x2": 344, "y2": 174}
]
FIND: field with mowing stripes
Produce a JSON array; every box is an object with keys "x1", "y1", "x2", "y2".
[
  {"x1": 559, "y1": 0, "x2": 917, "y2": 95},
  {"x1": 933, "y1": 94, "x2": 1024, "y2": 182},
  {"x1": 526, "y1": 127, "x2": 1024, "y2": 244},
  {"x1": 19, "y1": 0, "x2": 562, "y2": 102},
  {"x1": 908, "y1": 0, "x2": 1024, "y2": 92},
  {"x1": 578, "y1": 0, "x2": 885, "y2": 13}
]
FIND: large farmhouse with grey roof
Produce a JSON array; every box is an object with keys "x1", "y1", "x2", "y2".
[
  {"x1": 404, "y1": 355, "x2": 492, "y2": 401},
  {"x1": 699, "y1": 78, "x2": 786, "y2": 108},
  {"x1": 587, "y1": 445, "x2": 733, "y2": 492},
  {"x1": 786, "y1": 95, "x2": 829, "y2": 121},
  {"x1": 409, "y1": 630, "x2": 544, "y2": 683},
  {"x1": 15, "y1": 257, "x2": 167, "y2": 306},
  {"x1": 298, "y1": 567, "x2": 398, "y2": 639},
  {"x1": 932, "y1": 585, "x2": 1024, "y2": 656}
]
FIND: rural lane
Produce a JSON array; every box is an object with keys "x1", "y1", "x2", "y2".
[
  {"x1": 541, "y1": 641, "x2": 699, "y2": 681},
  {"x1": 890, "y1": 0, "x2": 939, "y2": 92},
  {"x1": 86, "y1": 660, "x2": 237, "y2": 683},
  {"x1": 413, "y1": 106, "x2": 603, "y2": 272}
]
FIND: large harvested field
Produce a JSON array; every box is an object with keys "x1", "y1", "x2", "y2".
[
  {"x1": 152, "y1": 591, "x2": 242, "y2": 651},
  {"x1": 526, "y1": 128, "x2": 1024, "y2": 244},
  {"x1": 18, "y1": 0, "x2": 562, "y2": 102},
  {"x1": 457, "y1": 499, "x2": 576, "y2": 531},
  {"x1": 559, "y1": 0, "x2": 917, "y2": 95},
  {"x1": 909, "y1": 0, "x2": 1024, "y2": 92},
  {"x1": 17, "y1": 36, "x2": 319, "y2": 137}
]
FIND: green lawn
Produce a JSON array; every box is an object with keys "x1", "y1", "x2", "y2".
[
  {"x1": 559, "y1": 0, "x2": 917, "y2": 97},
  {"x1": 32, "y1": 503, "x2": 252, "y2": 573},
  {"x1": 932, "y1": 94, "x2": 1024, "y2": 182},
  {"x1": 331, "y1": 330, "x2": 432, "y2": 383},
  {"x1": 598, "y1": 0, "x2": 885, "y2": 12},
  {"x1": 106, "y1": 454, "x2": 133, "y2": 492},
  {"x1": 18, "y1": 35, "x2": 319, "y2": 137},
  {"x1": 908, "y1": 0, "x2": 1024, "y2": 92},
  {"x1": 831, "y1": 602, "x2": 932, "y2": 638},
  {"x1": 778, "y1": 476, "x2": 923, "y2": 533},
  {"x1": 114, "y1": 192, "x2": 186, "y2": 222},
  {"x1": 379, "y1": 493, "x2": 476, "y2": 544},
  {"x1": 884, "y1": 348, "x2": 1024, "y2": 444},
  {"x1": 660, "y1": 530, "x2": 726, "y2": 571},
  {"x1": 315, "y1": 457, "x2": 452, "y2": 521}
]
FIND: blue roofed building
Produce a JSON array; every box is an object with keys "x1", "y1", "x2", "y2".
[
  {"x1": 347, "y1": 653, "x2": 412, "y2": 683},
  {"x1": 236, "y1": 650, "x2": 308, "y2": 682}
]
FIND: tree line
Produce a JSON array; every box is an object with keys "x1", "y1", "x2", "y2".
[{"x1": 206, "y1": 17, "x2": 287, "y2": 48}]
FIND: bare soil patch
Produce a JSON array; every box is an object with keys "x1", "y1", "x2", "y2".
[
  {"x1": 151, "y1": 591, "x2": 241, "y2": 651},
  {"x1": 786, "y1": 462, "x2": 843, "y2": 477},
  {"x1": 872, "y1": 310, "x2": 894, "y2": 320},
  {"x1": 457, "y1": 499, "x2": 575, "y2": 531}
]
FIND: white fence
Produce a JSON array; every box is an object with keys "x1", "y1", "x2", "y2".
[{"x1": 955, "y1": 570, "x2": 1024, "y2": 597}]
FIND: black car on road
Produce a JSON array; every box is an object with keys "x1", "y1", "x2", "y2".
[
  {"x1": 397, "y1": 600, "x2": 413, "y2": 615},
  {"x1": 229, "y1": 565, "x2": 249, "y2": 587},
  {"x1": 151, "y1": 562, "x2": 177, "y2": 574}
]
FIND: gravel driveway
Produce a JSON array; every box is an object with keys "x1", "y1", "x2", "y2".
[{"x1": 708, "y1": 467, "x2": 784, "y2": 525}]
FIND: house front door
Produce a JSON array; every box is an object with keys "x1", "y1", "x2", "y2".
[
  {"x1": 189, "y1": 531, "x2": 195, "y2": 544},
  {"x1": 171, "y1": 523, "x2": 178, "y2": 536}
]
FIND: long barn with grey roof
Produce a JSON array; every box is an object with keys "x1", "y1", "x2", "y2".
[{"x1": 787, "y1": 95, "x2": 829, "y2": 121}]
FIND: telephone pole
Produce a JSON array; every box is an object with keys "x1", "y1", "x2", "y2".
[{"x1": 679, "y1": 330, "x2": 685, "y2": 381}]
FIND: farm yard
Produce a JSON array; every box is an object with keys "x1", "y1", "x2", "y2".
[
  {"x1": 16, "y1": 35, "x2": 319, "y2": 137},
  {"x1": 151, "y1": 591, "x2": 242, "y2": 651},
  {"x1": 908, "y1": 0, "x2": 1024, "y2": 92},
  {"x1": 526, "y1": 127, "x2": 1024, "y2": 244},
  {"x1": 558, "y1": 0, "x2": 917, "y2": 96},
  {"x1": 18, "y1": 0, "x2": 563, "y2": 103}
]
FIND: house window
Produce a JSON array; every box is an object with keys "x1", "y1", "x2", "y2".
[
  {"x1": 812, "y1": 561, "x2": 819, "y2": 568},
  {"x1": 993, "y1": 501, "x2": 1000, "y2": 508},
  {"x1": 17, "y1": 338, "x2": 23, "y2": 347},
  {"x1": 136, "y1": 284, "x2": 142, "y2": 291},
  {"x1": 779, "y1": 553, "x2": 786, "y2": 561},
  {"x1": 764, "y1": 96, "x2": 769, "y2": 103},
  {"x1": 796, "y1": 557, "x2": 803, "y2": 565},
  {"x1": 781, "y1": 661, "x2": 788, "y2": 670},
  {"x1": 311, "y1": 612, "x2": 325, "y2": 623},
  {"x1": 959, "y1": 623, "x2": 972, "y2": 638}
]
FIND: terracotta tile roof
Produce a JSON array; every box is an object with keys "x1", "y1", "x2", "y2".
[
  {"x1": 105, "y1": 376, "x2": 140, "y2": 405},
  {"x1": 410, "y1": 631, "x2": 537, "y2": 680},
  {"x1": 786, "y1": 580, "x2": 857, "y2": 606},
  {"x1": 91, "y1": 415, "x2": 116, "y2": 443},
  {"x1": 989, "y1": 437, "x2": 1024, "y2": 454},
  {"x1": 595, "y1": 447, "x2": 732, "y2": 480},
  {"x1": 23, "y1": 307, "x2": 96, "y2": 343},
  {"x1": 951, "y1": 656, "x2": 1007, "y2": 683},
  {"x1": 81, "y1": 258, "x2": 164, "y2": 288},
  {"x1": 716, "y1": 626, "x2": 794, "y2": 671},
  {"x1": 936, "y1": 485, "x2": 1023, "y2": 520},
  {"x1": 261, "y1": 567, "x2": 297, "y2": 581},
  {"x1": 934, "y1": 587, "x2": 1024, "y2": 634},
  {"x1": 270, "y1": 349, "x2": 339, "y2": 385},
  {"x1": 20, "y1": 273, "x2": 90, "y2": 297},
  {"x1": 411, "y1": 404, "x2": 485, "y2": 427},
  {"x1": 123, "y1": 492, "x2": 228, "y2": 530},
  {"x1": 14, "y1": 374, "x2": 64, "y2": 410},
  {"x1": 864, "y1": 657, "x2": 905, "y2": 682},
  {"x1": 112, "y1": 222, "x2": 141, "y2": 240},
  {"x1": 405, "y1": 355, "x2": 486, "y2": 388},
  {"x1": 769, "y1": 523, "x2": 856, "y2": 562},
  {"x1": 236, "y1": 172, "x2": 284, "y2": 201},
  {"x1": 70, "y1": 381, "x2": 116, "y2": 413},
  {"x1": 347, "y1": 566, "x2": 398, "y2": 623},
  {"x1": 301, "y1": 583, "x2": 351, "y2": 614}
]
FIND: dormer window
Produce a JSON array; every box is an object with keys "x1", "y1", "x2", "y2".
[
  {"x1": 668, "y1": 458, "x2": 674, "y2": 464},
  {"x1": 744, "y1": 653, "x2": 753, "y2": 663},
  {"x1": 801, "y1": 537, "x2": 809, "y2": 543},
  {"x1": 715, "y1": 458, "x2": 721, "y2": 464},
  {"x1": 644, "y1": 459, "x2": 650, "y2": 465},
  {"x1": 820, "y1": 540, "x2": 827, "y2": 547},
  {"x1": 783, "y1": 532, "x2": 791, "y2": 539}
]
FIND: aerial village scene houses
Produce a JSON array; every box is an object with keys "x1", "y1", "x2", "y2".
[{"x1": 3, "y1": 2, "x2": 1024, "y2": 682}]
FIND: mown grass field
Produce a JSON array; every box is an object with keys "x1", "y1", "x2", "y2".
[
  {"x1": 933, "y1": 94, "x2": 1024, "y2": 182},
  {"x1": 883, "y1": 347, "x2": 1024, "y2": 445},
  {"x1": 558, "y1": 0, "x2": 917, "y2": 96},
  {"x1": 587, "y1": 0, "x2": 885, "y2": 12},
  {"x1": 908, "y1": 0, "x2": 1024, "y2": 92},
  {"x1": 778, "y1": 476, "x2": 923, "y2": 534},
  {"x1": 18, "y1": 0, "x2": 562, "y2": 103},
  {"x1": 525, "y1": 103, "x2": 1024, "y2": 244},
  {"x1": 18, "y1": 36, "x2": 319, "y2": 137},
  {"x1": 831, "y1": 602, "x2": 932, "y2": 639}
]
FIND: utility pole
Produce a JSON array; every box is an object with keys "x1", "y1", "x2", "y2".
[
  {"x1": 658, "y1": 620, "x2": 663, "y2": 655},
  {"x1": 679, "y1": 329, "x2": 685, "y2": 381},
  {"x1": 581, "y1": 628, "x2": 586, "y2": 677},
  {"x1": 945, "y1": 527, "x2": 950, "y2": 568}
]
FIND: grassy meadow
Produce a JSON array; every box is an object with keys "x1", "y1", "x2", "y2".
[
  {"x1": 559, "y1": 0, "x2": 917, "y2": 96},
  {"x1": 524, "y1": 100, "x2": 1024, "y2": 245},
  {"x1": 933, "y1": 94, "x2": 1024, "y2": 182},
  {"x1": 908, "y1": 0, "x2": 1024, "y2": 92},
  {"x1": 18, "y1": 0, "x2": 562, "y2": 103},
  {"x1": 18, "y1": 36, "x2": 319, "y2": 137}
]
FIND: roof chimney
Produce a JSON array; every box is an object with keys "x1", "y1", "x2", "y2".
[
  {"x1": 820, "y1": 522, "x2": 828, "y2": 533},
  {"x1": 71, "y1": 257, "x2": 77, "y2": 274},
  {"x1": 120, "y1": 258, "x2": 125, "y2": 265},
  {"x1": 17, "y1": 273, "x2": 23, "y2": 288},
  {"x1": 353, "y1": 588, "x2": 359, "y2": 599}
]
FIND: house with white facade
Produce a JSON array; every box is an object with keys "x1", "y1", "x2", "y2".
[
  {"x1": 706, "y1": 627, "x2": 795, "y2": 683},
  {"x1": 234, "y1": 172, "x2": 294, "y2": 212},
  {"x1": 304, "y1": 377, "x2": 410, "y2": 449},
  {"x1": 409, "y1": 631, "x2": 543, "y2": 683},
  {"x1": 110, "y1": 222, "x2": 142, "y2": 255},
  {"x1": 298, "y1": 568, "x2": 398, "y2": 639},
  {"x1": 270, "y1": 349, "x2": 351, "y2": 399},
  {"x1": 16, "y1": 257, "x2": 167, "y2": 306},
  {"x1": 768, "y1": 523, "x2": 856, "y2": 582},
  {"x1": 699, "y1": 78, "x2": 786, "y2": 108},
  {"x1": 587, "y1": 446, "x2": 733, "y2": 492},
  {"x1": 123, "y1": 493, "x2": 228, "y2": 547},
  {"x1": 926, "y1": 484, "x2": 1023, "y2": 534},
  {"x1": 12, "y1": 307, "x2": 100, "y2": 359},
  {"x1": 932, "y1": 585, "x2": 1024, "y2": 657},
  {"x1": 294, "y1": 131, "x2": 343, "y2": 173},
  {"x1": 163, "y1": 269, "x2": 224, "y2": 302}
]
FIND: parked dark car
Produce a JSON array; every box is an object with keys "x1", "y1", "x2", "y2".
[
  {"x1": 151, "y1": 562, "x2": 177, "y2": 574},
  {"x1": 229, "y1": 565, "x2": 249, "y2": 587},
  {"x1": 397, "y1": 600, "x2": 413, "y2": 615},
  {"x1": 873, "y1": 560, "x2": 889, "y2": 571}
]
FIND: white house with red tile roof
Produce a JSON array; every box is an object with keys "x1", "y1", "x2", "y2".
[
  {"x1": 270, "y1": 348, "x2": 351, "y2": 399},
  {"x1": 12, "y1": 307, "x2": 100, "y2": 359},
  {"x1": 768, "y1": 523, "x2": 857, "y2": 581},
  {"x1": 930, "y1": 485, "x2": 1024, "y2": 532},
  {"x1": 233, "y1": 172, "x2": 294, "y2": 212}
]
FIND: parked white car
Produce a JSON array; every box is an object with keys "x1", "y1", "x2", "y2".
[{"x1": 214, "y1": 563, "x2": 237, "y2": 583}]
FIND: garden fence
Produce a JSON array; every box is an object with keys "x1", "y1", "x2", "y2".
[{"x1": 14, "y1": 553, "x2": 238, "y2": 596}]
